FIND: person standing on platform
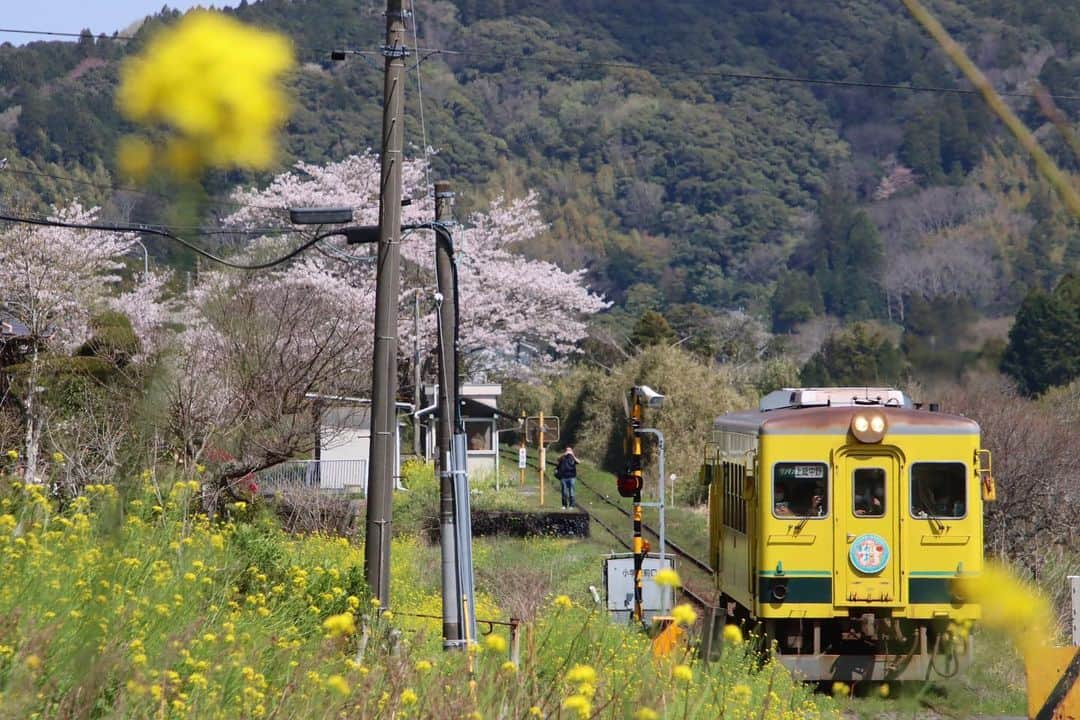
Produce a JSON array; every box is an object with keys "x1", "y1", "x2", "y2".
[{"x1": 555, "y1": 446, "x2": 579, "y2": 509}]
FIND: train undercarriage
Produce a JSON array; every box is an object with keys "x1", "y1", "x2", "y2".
[{"x1": 703, "y1": 603, "x2": 972, "y2": 682}]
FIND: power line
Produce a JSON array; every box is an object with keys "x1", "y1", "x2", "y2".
[
  {"x1": 407, "y1": 0, "x2": 433, "y2": 198},
  {"x1": 0, "y1": 27, "x2": 137, "y2": 41},
  {"x1": 409, "y1": 45, "x2": 1080, "y2": 103},
  {"x1": 7, "y1": 22, "x2": 1078, "y2": 103},
  {"x1": 0, "y1": 211, "x2": 331, "y2": 271}
]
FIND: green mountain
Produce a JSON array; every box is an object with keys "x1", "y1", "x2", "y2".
[{"x1": 1, "y1": 0, "x2": 1077, "y2": 369}]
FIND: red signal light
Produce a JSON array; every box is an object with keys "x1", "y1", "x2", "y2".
[{"x1": 617, "y1": 474, "x2": 642, "y2": 498}]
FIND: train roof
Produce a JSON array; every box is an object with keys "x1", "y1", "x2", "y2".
[{"x1": 714, "y1": 388, "x2": 979, "y2": 436}]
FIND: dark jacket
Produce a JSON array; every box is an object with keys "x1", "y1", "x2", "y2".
[{"x1": 555, "y1": 454, "x2": 578, "y2": 479}]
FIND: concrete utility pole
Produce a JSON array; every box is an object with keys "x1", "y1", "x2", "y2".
[
  {"x1": 365, "y1": 0, "x2": 408, "y2": 609},
  {"x1": 434, "y1": 180, "x2": 463, "y2": 647},
  {"x1": 412, "y1": 292, "x2": 422, "y2": 458}
]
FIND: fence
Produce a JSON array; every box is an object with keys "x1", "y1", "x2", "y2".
[{"x1": 256, "y1": 459, "x2": 368, "y2": 496}]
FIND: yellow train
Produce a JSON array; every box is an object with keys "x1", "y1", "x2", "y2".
[{"x1": 701, "y1": 387, "x2": 995, "y2": 681}]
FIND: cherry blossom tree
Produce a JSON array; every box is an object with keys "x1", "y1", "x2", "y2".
[
  {"x1": 224, "y1": 152, "x2": 608, "y2": 377},
  {"x1": 165, "y1": 259, "x2": 375, "y2": 509},
  {"x1": 0, "y1": 202, "x2": 149, "y2": 481},
  {"x1": 160, "y1": 153, "x2": 605, "y2": 501}
]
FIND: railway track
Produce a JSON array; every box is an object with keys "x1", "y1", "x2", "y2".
[{"x1": 501, "y1": 447, "x2": 717, "y2": 610}]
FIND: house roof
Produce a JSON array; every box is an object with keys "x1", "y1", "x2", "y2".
[{"x1": 1, "y1": 317, "x2": 32, "y2": 339}]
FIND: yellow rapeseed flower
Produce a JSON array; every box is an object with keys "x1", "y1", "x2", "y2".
[
  {"x1": 400, "y1": 688, "x2": 418, "y2": 706},
  {"x1": 565, "y1": 664, "x2": 597, "y2": 685},
  {"x1": 5, "y1": 449, "x2": 17, "y2": 461},
  {"x1": 831, "y1": 681, "x2": 850, "y2": 697},
  {"x1": 51, "y1": 451, "x2": 65, "y2": 464},
  {"x1": 321, "y1": 612, "x2": 355, "y2": 638},
  {"x1": 954, "y1": 561, "x2": 1053, "y2": 657},
  {"x1": 653, "y1": 568, "x2": 681, "y2": 587},
  {"x1": 484, "y1": 634, "x2": 507, "y2": 654},
  {"x1": 729, "y1": 683, "x2": 752, "y2": 703},
  {"x1": 116, "y1": 11, "x2": 294, "y2": 176},
  {"x1": 633, "y1": 709, "x2": 659, "y2": 720},
  {"x1": 671, "y1": 603, "x2": 697, "y2": 626},
  {"x1": 501, "y1": 660, "x2": 517, "y2": 674},
  {"x1": 414, "y1": 660, "x2": 432, "y2": 673},
  {"x1": 722, "y1": 624, "x2": 744, "y2": 645},
  {"x1": 878, "y1": 683, "x2": 890, "y2": 698},
  {"x1": 672, "y1": 664, "x2": 693, "y2": 683},
  {"x1": 553, "y1": 594, "x2": 573, "y2": 609},
  {"x1": 562, "y1": 694, "x2": 591, "y2": 719},
  {"x1": 325, "y1": 674, "x2": 350, "y2": 696}
]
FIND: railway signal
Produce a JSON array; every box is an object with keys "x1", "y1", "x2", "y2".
[{"x1": 620, "y1": 385, "x2": 664, "y2": 625}]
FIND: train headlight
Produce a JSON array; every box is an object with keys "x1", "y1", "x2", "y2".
[{"x1": 851, "y1": 413, "x2": 887, "y2": 443}]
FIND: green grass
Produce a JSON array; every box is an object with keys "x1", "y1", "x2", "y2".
[
  {"x1": 0, "y1": 466, "x2": 839, "y2": 719},
  {"x1": 842, "y1": 630, "x2": 1026, "y2": 718}
]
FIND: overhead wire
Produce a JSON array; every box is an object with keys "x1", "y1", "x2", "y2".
[
  {"x1": 407, "y1": 45, "x2": 1080, "y2": 103},
  {"x1": 0, "y1": 211, "x2": 333, "y2": 271},
  {"x1": 5, "y1": 23, "x2": 1079, "y2": 103},
  {"x1": 407, "y1": 0, "x2": 433, "y2": 198}
]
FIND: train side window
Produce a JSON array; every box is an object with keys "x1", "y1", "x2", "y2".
[
  {"x1": 911, "y1": 462, "x2": 966, "y2": 519},
  {"x1": 853, "y1": 468, "x2": 886, "y2": 517},
  {"x1": 773, "y1": 462, "x2": 828, "y2": 519}
]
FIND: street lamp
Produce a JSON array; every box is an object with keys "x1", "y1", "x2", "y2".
[
  {"x1": 288, "y1": 207, "x2": 381, "y2": 246},
  {"x1": 289, "y1": 207, "x2": 354, "y2": 225}
]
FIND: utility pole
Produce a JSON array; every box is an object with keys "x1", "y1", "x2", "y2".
[
  {"x1": 413, "y1": 292, "x2": 422, "y2": 458},
  {"x1": 434, "y1": 180, "x2": 463, "y2": 647},
  {"x1": 365, "y1": 0, "x2": 408, "y2": 609}
]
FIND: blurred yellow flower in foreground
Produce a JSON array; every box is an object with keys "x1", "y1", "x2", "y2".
[
  {"x1": 116, "y1": 10, "x2": 294, "y2": 177},
  {"x1": 483, "y1": 634, "x2": 507, "y2": 653},
  {"x1": 953, "y1": 561, "x2": 1053, "y2": 657},
  {"x1": 653, "y1": 568, "x2": 681, "y2": 587},
  {"x1": 722, "y1": 624, "x2": 744, "y2": 645},
  {"x1": 671, "y1": 603, "x2": 697, "y2": 626}
]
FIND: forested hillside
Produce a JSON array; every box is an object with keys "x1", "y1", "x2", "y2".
[{"x1": 1, "y1": 0, "x2": 1077, "y2": 383}]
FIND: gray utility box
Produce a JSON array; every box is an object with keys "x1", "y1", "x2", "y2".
[{"x1": 602, "y1": 553, "x2": 676, "y2": 625}]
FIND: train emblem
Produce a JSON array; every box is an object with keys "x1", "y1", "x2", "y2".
[{"x1": 849, "y1": 533, "x2": 890, "y2": 574}]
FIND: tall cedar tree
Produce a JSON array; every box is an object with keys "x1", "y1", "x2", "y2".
[{"x1": 1001, "y1": 275, "x2": 1080, "y2": 396}]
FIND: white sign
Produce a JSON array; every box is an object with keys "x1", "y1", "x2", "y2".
[
  {"x1": 518, "y1": 447, "x2": 527, "y2": 469},
  {"x1": 603, "y1": 553, "x2": 676, "y2": 622}
]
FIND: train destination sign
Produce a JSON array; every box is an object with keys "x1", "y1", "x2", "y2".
[{"x1": 775, "y1": 463, "x2": 825, "y2": 479}]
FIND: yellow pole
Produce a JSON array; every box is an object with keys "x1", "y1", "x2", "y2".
[
  {"x1": 538, "y1": 411, "x2": 545, "y2": 506},
  {"x1": 462, "y1": 594, "x2": 476, "y2": 696}
]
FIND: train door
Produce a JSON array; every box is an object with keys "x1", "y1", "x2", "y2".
[{"x1": 835, "y1": 453, "x2": 900, "y2": 606}]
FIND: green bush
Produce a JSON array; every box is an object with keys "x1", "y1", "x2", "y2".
[{"x1": 552, "y1": 347, "x2": 756, "y2": 501}]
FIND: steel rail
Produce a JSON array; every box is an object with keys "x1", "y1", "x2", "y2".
[{"x1": 499, "y1": 447, "x2": 715, "y2": 609}]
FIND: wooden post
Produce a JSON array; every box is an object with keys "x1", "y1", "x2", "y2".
[{"x1": 510, "y1": 618, "x2": 521, "y2": 666}]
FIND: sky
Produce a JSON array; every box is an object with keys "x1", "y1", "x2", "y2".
[{"x1": 0, "y1": 2, "x2": 235, "y2": 46}]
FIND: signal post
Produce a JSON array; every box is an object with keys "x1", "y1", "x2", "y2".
[{"x1": 616, "y1": 385, "x2": 665, "y2": 625}]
